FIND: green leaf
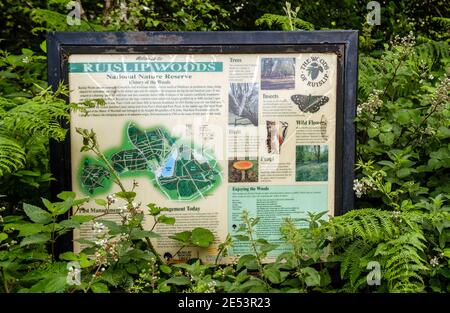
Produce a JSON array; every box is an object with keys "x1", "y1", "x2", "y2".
[
  {"x1": 23, "y1": 203, "x2": 52, "y2": 224},
  {"x1": 91, "y1": 282, "x2": 109, "y2": 293},
  {"x1": 264, "y1": 266, "x2": 283, "y2": 284},
  {"x1": 71, "y1": 215, "x2": 94, "y2": 223},
  {"x1": 16, "y1": 223, "x2": 46, "y2": 237},
  {"x1": 164, "y1": 276, "x2": 190, "y2": 286},
  {"x1": 191, "y1": 227, "x2": 214, "y2": 248},
  {"x1": 235, "y1": 235, "x2": 250, "y2": 241},
  {"x1": 58, "y1": 219, "x2": 80, "y2": 230},
  {"x1": 367, "y1": 127, "x2": 380, "y2": 138},
  {"x1": 40, "y1": 40, "x2": 47, "y2": 53},
  {"x1": 396, "y1": 111, "x2": 410, "y2": 125},
  {"x1": 41, "y1": 198, "x2": 55, "y2": 213},
  {"x1": 157, "y1": 215, "x2": 175, "y2": 225},
  {"x1": 98, "y1": 219, "x2": 123, "y2": 234},
  {"x1": 59, "y1": 251, "x2": 78, "y2": 261},
  {"x1": 55, "y1": 198, "x2": 74, "y2": 215},
  {"x1": 57, "y1": 191, "x2": 76, "y2": 200},
  {"x1": 129, "y1": 229, "x2": 160, "y2": 240},
  {"x1": 380, "y1": 122, "x2": 393, "y2": 132},
  {"x1": 438, "y1": 126, "x2": 450, "y2": 139},
  {"x1": 115, "y1": 191, "x2": 136, "y2": 201},
  {"x1": 260, "y1": 243, "x2": 278, "y2": 253},
  {"x1": 301, "y1": 267, "x2": 321, "y2": 287},
  {"x1": 396, "y1": 168, "x2": 412, "y2": 178},
  {"x1": 237, "y1": 255, "x2": 259, "y2": 271},
  {"x1": 20, "y1": 233, "x2": 51, "y2": 246},
  {"x1": 0, "y1": 233, "x2": 7, "y2": 242},
  {"x1": 44, "y1": 276, "x2": 67, "y2": 293},
  {"x1": 169, "y1": 231, "x2": 191, "y2": 244},
  {"x1": 379, "y1": 132, "x2": 395, "y2": 145},
  {"x1": 160, "y1": 264, "x2": 172, "y2": 274},
  {"x1": 95, "y1": 199, "x2": 107, "y2": 206}
]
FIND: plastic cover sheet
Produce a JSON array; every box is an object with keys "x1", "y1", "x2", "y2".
[{"x1": 68, "y1": 52, "x2": 337, "y2": 263}]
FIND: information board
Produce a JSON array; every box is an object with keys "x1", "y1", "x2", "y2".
[{"x1": 48, "y1": 31, "x2": 358, "y2": 262}]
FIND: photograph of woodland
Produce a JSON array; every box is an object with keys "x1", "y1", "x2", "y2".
[
  {"x1": 295, "y1": 145, "x2": 328, "y2": 181},
  {"x1": 261, "y1": 58, "x2": 295, "y2": 90}
]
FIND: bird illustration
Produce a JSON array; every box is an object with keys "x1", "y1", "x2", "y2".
[{"x1": 306, "y1": 62, "x2": 324, "y2": 80}]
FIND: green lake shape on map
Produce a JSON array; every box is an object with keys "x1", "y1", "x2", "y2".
[{"x1": 79, "y1": 123, "x2": 222, "y2": 201}]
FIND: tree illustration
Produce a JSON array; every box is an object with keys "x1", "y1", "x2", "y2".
[{"x1": 229, "y1": 83, "x2": 258, "y2": 126}]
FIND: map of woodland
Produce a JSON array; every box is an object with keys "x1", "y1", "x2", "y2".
[{"x1": 79, "y1": 123, "x2": 222, "y2": 201}]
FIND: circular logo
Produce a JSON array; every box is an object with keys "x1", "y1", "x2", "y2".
[{"x1": 300, "y1": 56, "x2": 330, "y2": 87}]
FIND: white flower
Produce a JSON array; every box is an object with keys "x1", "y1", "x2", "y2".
[
  {"x1": 430, "y1": 256, "x2": 439, "y2": 267},
  {"x1": 107, "y1": 194, "x2": 116, "y2": 205},
  {"x1": 92, "y1": 222, "x2": 105, "y2": 234},
  {"x1": 67, "y1": 264, "x2": 81, "y2": 286},
  {"x1": 94, "y1": 238, "x2": 108, "y2": 246},
  {"x1": 353, "y1": 179, "x2": 365, "y2": 198}
]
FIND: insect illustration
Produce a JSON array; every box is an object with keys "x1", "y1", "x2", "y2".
[
  {"x1": 320, "y1": 114, "x2": 328, "y2": 140},
  {"x1": 291, "y1": 94, "x2": 329, "y2": 113},
  {"x1": 306, "y1": 62, "x2": 324, "y2": 80}
]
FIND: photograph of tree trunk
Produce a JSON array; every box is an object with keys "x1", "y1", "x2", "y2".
[{"x1": 228, "y1": 83, "x2": 259, "y2": 126}]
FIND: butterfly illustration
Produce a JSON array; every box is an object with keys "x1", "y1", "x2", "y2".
[{"x1": 291, "y1": 94, "x2": 329, "y2": 113}]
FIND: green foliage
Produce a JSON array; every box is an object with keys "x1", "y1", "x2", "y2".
[
  {"x1": 256, "y1": 2, "x2": 314, "y2": 31},
  {"x1": 0, "y1": 0, "x2": 449, "y2": 295}
]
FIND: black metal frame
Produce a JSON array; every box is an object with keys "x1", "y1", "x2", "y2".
[{"x1": 47, "y1": 31, "x2": 358, "y2": 216}]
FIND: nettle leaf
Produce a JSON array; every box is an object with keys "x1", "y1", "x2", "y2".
[
  {"x1": 115, "y1": 191, "x2": 136, "y2": 201},
  {"x1": 263, "y1": 265, "x2": 287, "y2": 284},
  {"x1": 23, "y1": 203, "x2": 52, "y2": 224},
  {"x1": 169, "y1": 231, "x2": 191, "y2": 244},
  {"x1": 301, "y1": 267, "x2": 321, "y2": 287},
  {"x1": 41, "y1": 198, "x2": 55, "y2": 213},
  {"x1": 16, "y1": 223, "x2": 46, "y2": 237},
  {"x1": 0, "y1": 233, "x2": 8, "y2": 242},
  {"x1": 95, "y1": 199, "x2": 107, "y2": 206},
  {"x1": 91, "y1": 282, "x2": 109, "y2": 293},
  {"x1": 396, "y1": 168, "x2": 412, "y2": 178},
  {"x1": 20, "y1": 233, "x2": 51, "y2": 246},
  {"x1": 164, "y1": 276, "x2": 190, "y2": 286},
  {"x1": 55, "y1": 198, "x2": 74, "y2": 215},
  {"x1": 157, "y1": 215, "x2": 175, "y2": 225},
  {"x1": 58, "y1": 219, "x2": 80, "y2": 230},
  {"x1": 234, "y1": 235, "x2": 250, "y2": 241},
  {"x1": 147, "y1": 203, "x2": 168, "y2": 216},
  {"x1": 57, "y1": 191, "x2": 76, "y2": 200},
  {"x1": 71, "y1": 215, "x2": 94, "y2": 223},
  {"x1": 129, "y1": 229, "x2": 160, "y2": 240},
  {"x1": 237, "y1": 255, "x2": 259, "y2": 271},
  {"x1": 160, "y1": 264, "x2": 172, "y2": 274},
  {"x1": 44, "y1": 275, "x2": 67, "y2": 293},
  {"x1": 191, "y1": 227, "x2": 214, "y2": 248}
]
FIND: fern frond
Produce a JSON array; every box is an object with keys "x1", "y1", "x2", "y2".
[
  {"x1": 0, "y1": 136, "x2": 26, "y2": 176},
  {"x1": 327, "y1": 208, "x2": 399, "y2": 243},
  {"x1": 375, "y1": 231, "x2": 428, "y2": 292},
  {"x1": 340, "y1": 239, "x2": 373, "y2": 287}
]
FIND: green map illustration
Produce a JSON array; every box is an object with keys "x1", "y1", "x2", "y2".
[{"x1": 79, "y1": 123, "x2": 222, "y2": 201}]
